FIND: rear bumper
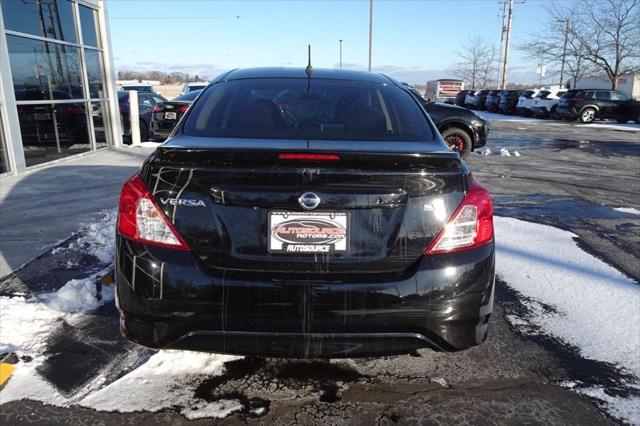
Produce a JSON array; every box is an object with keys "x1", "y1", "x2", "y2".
[
  {"x1": 150, "y1": 120, "x2": 175, "y2": 139},
  {"x1": 116, "y1": 237, "x2": 495, "y2": 357},
  {"x1": 556, "y1": 105, "x2": 579, "y2": 119}
]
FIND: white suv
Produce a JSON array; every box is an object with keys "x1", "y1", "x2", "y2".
[
  {"x1": 515, "y1": 90, "x2": 541, "y2": 116},
  {"x1": 530, "y1": 90, "x2": 566, "y2": 118}
]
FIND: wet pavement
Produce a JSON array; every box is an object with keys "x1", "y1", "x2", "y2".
[{"x1": 1, "y1": 118, "x2": 639, "y2": 424}]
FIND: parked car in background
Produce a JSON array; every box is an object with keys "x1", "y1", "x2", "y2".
[
  {"x1": 465, "y1": 90, "x2": 479, "y2": 108},
  {"x1": 556, "y1": 89, "x2": 640, "y2": 123},
  {"x1": 150, "y1": 90, "x2": 202, "y2": 139},
  {"x1": 115, "y1": 67, "x2": 496, "y2": 358},
  {"x1": 120, "y1": 83, "x2": 159, "y2": 95},
  {"x1": 455, "y1": 90, "x2": 471, "y2": 107},
  {"x1": 180, "y1": 82, "x2": 209, "y2": 95},
  {"x1": 405, "y1": 84, "x2": 488, "y2": 158},
  {"x1": 473, "y1": 90, "x2": 491, "y2": 110},
  {"x1": 484, "y1": 90, "x2": 503, "y2": 112},
  {"x1": 530, "y1": 90, "x2": 565, "y2": 118},
  {"x1": 515, "y1": 90, "x2": 540, "y2": 116},
  {"x1": 118, "y1": 90, "x2": 166, "y2": 142},
  {"x1": 498, "y1": 90, "x2": 521, "y2": 114}
]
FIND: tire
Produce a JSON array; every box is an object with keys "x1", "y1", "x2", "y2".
[
  {"x1": 550, "y1": 106, "x2": 558, "y2": 120},
  {"x1": 579, "y1": 107, "x2": 596, "y2": 124},
  {"x1": 441, "y1": 127, "x2": 472, "y2": 159},
  {"x1": 140, "y1": 120, "x2": 150, "y2": 142}
]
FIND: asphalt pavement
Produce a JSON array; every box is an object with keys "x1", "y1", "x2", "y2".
[{"x1": 0, "y1": 118, "x2": 638, "y2": 424}]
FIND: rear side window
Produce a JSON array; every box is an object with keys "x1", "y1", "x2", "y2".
[
  {"x1": 183, "y1": 78, "x2": 434, "y2": 141},
  {"x1": 595, "y1": 91, "x2": 611, "y2": 100}
]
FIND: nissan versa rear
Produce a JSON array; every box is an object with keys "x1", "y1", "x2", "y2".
[{"x1": 115, "y1": 68, "x2": 495, "y2": 358}]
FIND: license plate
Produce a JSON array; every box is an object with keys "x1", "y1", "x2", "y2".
[
  {"x1": 269, "y1": 211, "x2": 348, "y2": 253},
  {"x1": 164, "y1": 112, "x2": 177, "y2": 120},
  {"x1": 32, "y1": 113, "x2": 51, "y2": 120}
]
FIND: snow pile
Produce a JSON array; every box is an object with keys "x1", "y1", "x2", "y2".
[
  {"x1": 38, "y1": 273, "x2": 114, "y2": 313},
  {"x1": 0, "y1": 297, "x2": 61, "y2": 356},
  {"x1": 495, "y1": 217, "x2": 640, "y2": 422},
  {"x1": 81, "y1": 350, "x2": 237, "y2": 416},
  {"x1": 500, "y1": 148, "x2": 511, "y2": 157},
  {"x1": 614, "y1": 207, "x2": 640, "y2": 215},
  {"x1": 74, "y1": 211, "x2": 117, "y2": 264}
]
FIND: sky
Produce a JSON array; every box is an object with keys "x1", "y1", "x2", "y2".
[{"x1": 106, "y1": 0, "x2": 558, "y2": 85}]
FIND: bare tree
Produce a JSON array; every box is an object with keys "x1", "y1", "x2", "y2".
[
  {"x1": 451, "y1": 37, "x2": 497, "y2": 89},
  {"x1": 517, "y1": 3, "x2": 593, "y2": 88},
  {"x1": 572, "y1": 0, "x2": 640, "y2": 89}
]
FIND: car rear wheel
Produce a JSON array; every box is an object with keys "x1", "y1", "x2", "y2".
[
  {"x1": 140, "y1": 120, "x2": 150, "y2": 142},
  {"x1": 441, "y1": 127, "x2": 472, "y2": 159},
  {"x1": 579, "y1": 108, "x2": 596, "y2": 123}
]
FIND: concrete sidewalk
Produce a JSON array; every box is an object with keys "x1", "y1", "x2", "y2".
[{"x1": 0, "y1": 147, "x2": 153, "y2": 278}]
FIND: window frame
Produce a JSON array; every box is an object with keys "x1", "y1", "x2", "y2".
[{"x1": 3, "y1": 0, "x2": 111, "y2": 160}]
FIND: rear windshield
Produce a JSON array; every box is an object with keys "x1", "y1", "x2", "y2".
[
  {"x1": 182, "y1": 78, "x2": 434, "y2": 141},
  {"x1": 122, "y1": 86, "x2": 153, "y2": 92},
  {"x1": 173, "y1": 90, "x2": 201, "y2": 102}
]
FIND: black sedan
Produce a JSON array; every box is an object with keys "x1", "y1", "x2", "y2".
[
  {"x1": 118, "y1": 91, "x2": 166, "y2": 142},
  {"x1": 115, "y1": 67, "x2": 496, "y2": 358},
  {"x1": 150, "y1": 90, "x2": 202, "y2": 139},
  {"x1": 405, "y1": 85, "x2": 488, "y2": 158}
]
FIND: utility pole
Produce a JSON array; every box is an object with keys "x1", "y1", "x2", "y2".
[
  {"x1": 559, "y1": 19, "x2": 569, "y2": 88},
  {"x1": 496, "y1": 1, "x2": 507, "y2": 87},
  {"x1": 339, "y1": 39, "x2": 343, "y2": 68},
  {"x1": 500, "y1": 0, "x2": 513, "y2": 89},
  {"x1": 368, "y1": 0, "x2": 373, "y2": 71}
]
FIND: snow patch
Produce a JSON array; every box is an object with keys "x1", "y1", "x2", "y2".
[
  {"x1": 500, "y1": 147, "x2": 511, "y2": 157},
  {"x1": 614, "y1": 207, "x2": 640, "y2": 215},
  {"x1": 495, "y1": 216, "x2": 640, "y2": 423},
  {"x1": 80, "y1": 350, "x2": 237, "y2": 414},
  {"x1": 181, "y1": 399, "x2": 243, "y2": 420}
]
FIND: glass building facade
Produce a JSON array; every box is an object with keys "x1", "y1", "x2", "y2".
[{"x1": 0, "y1": 0, "x2": 119, "y2": 175}]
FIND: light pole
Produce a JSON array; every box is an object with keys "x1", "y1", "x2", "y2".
[
  {"x1": 368, "y1": 0, "x2": 373, "y2": 71},
  {"x1": 558, "y1": 19, "x2": 570, "y2": 88},
  {"x1": 500, "y1": 0, "x2": 513, "y2": 89},
  {"x1": 339, "y1": 39, "x2": 343, "y2": 68}
]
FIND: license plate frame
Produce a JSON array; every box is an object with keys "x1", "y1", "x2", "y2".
[
  {"x1": 164, "y1": 111, "x2": 177, "y2": 120},
  {"x1": 268, "y1": 211, "x2": 349, "y2": 254}
]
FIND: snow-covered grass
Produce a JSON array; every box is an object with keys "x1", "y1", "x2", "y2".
[{"x1": 495, "y1": 217, "x2": 640, "y2": 422}]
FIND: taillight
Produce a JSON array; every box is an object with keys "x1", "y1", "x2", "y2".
[
  {"x1": 278, "y1": 153, "x2": 341, "y2": 161},
  {"x1": 180, "y1": 105, "x2": 189, "y2": 113},
  {"x1": 152, "y1": 105, "x2": 161, "y2": 113},
  {"x1": 117, "y1": 174, "x2": 190, "y2": 250},
  {"x1": 425, "y1": 181, "x2": 493, "y2": 254}
]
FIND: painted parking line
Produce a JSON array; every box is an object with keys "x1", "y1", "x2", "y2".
[{"x1": 0, "y1": 353, "x2": 19, "y2": 387}]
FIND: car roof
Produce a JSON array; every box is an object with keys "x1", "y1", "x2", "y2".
[{"x1": 219, "y1": 67, "x2": 397, "y2": 85}]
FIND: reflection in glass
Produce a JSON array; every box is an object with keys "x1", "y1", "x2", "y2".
[
  {"x1": 8, "y1": 35, "x2": 83, "y2": 101},
  {"x1": 17, "y1": 103, "x2": 90, "y2": 167},
  {"x1": 1, "y1": 0, "x2": 77, "y2": 43},
  {"x1": 0, "y1": 111, "x2": 8, "y2": 174},
  {"x1": 79, "y1": 5, "x2": 100, "y2": 48},
  {"x1": 91, "y1": 100, "x2": 110, "y2": 149},
  {"x1": 85, "y1": 50, "x2": 104, "y2": 98}
]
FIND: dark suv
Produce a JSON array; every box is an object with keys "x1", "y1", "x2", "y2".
[
  {"x1": 556, "y1": 89, "x2": 640, "y2": 123},
  {"x1": 498, "y1": 90, "x2": 521, "y2": 115},
  {"x1": 484, "y1": 90, "x2": 503, "y2": 112}
]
